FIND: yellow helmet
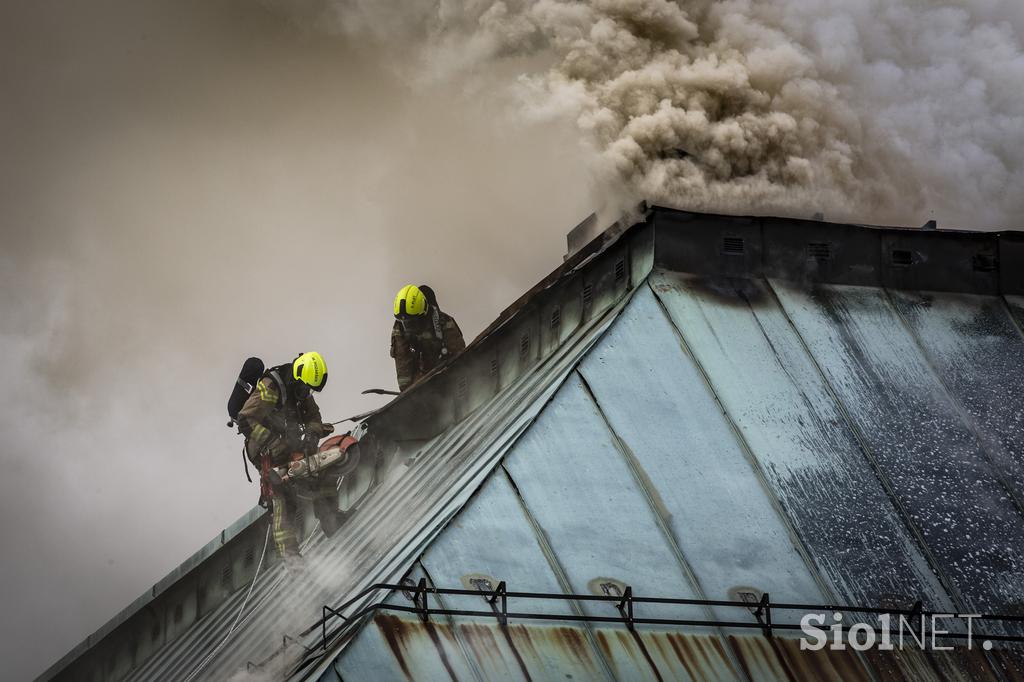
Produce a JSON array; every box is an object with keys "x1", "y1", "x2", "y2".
[
  {"x1": 394, "y1": 284, "x2": 427, "y2": 318},
  {"x1": 293, "y1": 351, "x2": 328, "y2": 392}
]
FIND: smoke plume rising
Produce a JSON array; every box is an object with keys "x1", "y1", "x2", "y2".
[
  {"x1": 0, "y1": 2, "x2": 591, "y2": 678},
  {"x1": 285, "y1": 0, "x2": 1024, "y2": 227}
]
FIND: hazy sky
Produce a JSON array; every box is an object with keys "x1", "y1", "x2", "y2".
[{"x1": 0, "y1": 2, "x2": 593, "y2": 678}]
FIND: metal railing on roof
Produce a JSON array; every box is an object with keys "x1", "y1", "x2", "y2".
[{"x1": 291, "y1": 579, "x2": 1024, "y2": 673}]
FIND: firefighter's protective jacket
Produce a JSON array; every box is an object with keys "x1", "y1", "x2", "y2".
[
  {"x1": 390, "y1": 309, "x2": 465, "y2": 391},
  {"x1": 237, "y1": 368, "x2": 329, "y2": 463}
]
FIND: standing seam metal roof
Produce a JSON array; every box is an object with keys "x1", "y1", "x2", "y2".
[{"x1": 43, "y1": 206, "x2": 1024, "y2": 681}]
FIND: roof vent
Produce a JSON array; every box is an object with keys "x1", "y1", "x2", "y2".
[
  {"x1": 722, "y1": 236, "x2": 745, "y2": 255},
  {"x1": 490, "y1": 357, "x2": 498, "y2": 375},
  {"x1": 456, "y1": 376, "x2": 468, "y2": 401},
  {"x1": 550, "y1": 306, "x2": 561, "y2": 330},
  {"x1": 807, "y1": 242, "x2": 831, "y2": 262},
  {"x1": 614, "y1": 258, "x2": 626, "y2": 282},
  {"x1": 221, "y1": 563, "x2": 233, "y2": 588},
  {"x1": 891, "y1": 249, "x2": 913, "y2": 266},
  {"x1": 973, "y1": 253, "x2": 998, "y2": 272},
  {"x1": 728, "y1": 586, "x2": 764, "y2": 614},
  {"x1": 461, "y1": 573, "x2": 500, "y2": 595},
  {"x1": 587, "y1": 577, "x2": 627, "y2": 597},
  {"x1": 582, "y1": 283, "x2": 594, "y2": 307},
  {"x1": 519, "y1": 333, "x2": 531, "y2": 360},
  {"x1": 244, "y1": 545, "x2": 255, "y2": 567}
]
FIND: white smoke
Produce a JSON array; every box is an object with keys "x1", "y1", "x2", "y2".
[{"x1": 275, "y1": 0, "x2": 1024, "y2": 227}]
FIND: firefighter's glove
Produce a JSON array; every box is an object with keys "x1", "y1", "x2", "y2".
[
  {"x1": 284, "y1": 423, "x2": 306, "y2": 452},
  {"x1": 300, "y1": 430, "x2": 320, "y2": 455},
  {"x1": 320, "y1": 422, "x2": 335, "y2": 436}
]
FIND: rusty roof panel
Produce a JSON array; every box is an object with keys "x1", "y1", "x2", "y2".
[
  {"x1": 333, "y1": 615, "x2": 1015, "y2": 682},
  {"x1": 646, "y1": 271, "x2": 953, "y2": 612},
  {"x1": 771, "y1": 280, "x2": 1024, "y2": 615}
]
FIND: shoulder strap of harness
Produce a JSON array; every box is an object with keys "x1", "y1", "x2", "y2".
[
  {"x1": 267, "y1": 369, "x2": 288, "y2": 407},
  {"x1": 431, "y1": 307, "x2": 449, "y2": 357}
]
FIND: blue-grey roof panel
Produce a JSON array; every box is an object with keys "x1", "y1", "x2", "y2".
[
  {"x1": 770, "y1": 279, "x2": 1024, "y2": 614},
  {"x1": 1006, "y1": 295, "x2": 1024, "y2": 331},
  {"x1": 501, "y1": 373, "x2": 715, "y2": 628},
  {"x1": 647, "y1": 272, "x2": 954, "y2": 611},
  {"x1": 888, "y1": 290, "x2": 1024, "y2": 502},
  {"x1": 576, "y1": 285, "x2": 828, "y2": 617},
  {"x1": 416, "y1": 470, "x2": 579, "y2": 618}
]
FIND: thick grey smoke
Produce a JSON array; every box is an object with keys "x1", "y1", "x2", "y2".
[
  {"x1": 285, "y1": 0, "x2": 1024, "y2": 227},
  {"x1": 0, "y1": 2, "x2": 591, "y2": 679}
]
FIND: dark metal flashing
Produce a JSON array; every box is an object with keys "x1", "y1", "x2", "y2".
[{"x1": 650, "y1": 206, "x2": 1024, "y2": 295}]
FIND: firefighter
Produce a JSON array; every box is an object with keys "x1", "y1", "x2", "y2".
[
  {"x1": 237, "y1": 351, "x2": 334, "y2": 560},
  {"x1": 391, "y1": 285, "x2": 465, "y2": 391}
]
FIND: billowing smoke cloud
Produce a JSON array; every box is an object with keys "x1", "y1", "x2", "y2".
[
  {"x1": 280, "y1": 0, "x2": 1024, "y2": 227},
  {"x1": 0, "y1": 3, "x2": 593, "y2": 678}
]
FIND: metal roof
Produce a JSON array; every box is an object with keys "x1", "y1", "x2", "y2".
[{"x1": 43, "y1": 207, "x2": 1024, "y2": 680}]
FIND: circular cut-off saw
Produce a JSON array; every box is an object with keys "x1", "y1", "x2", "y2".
[{"x1": 275, "y1": 434, "x2": 360, "y2": 483}]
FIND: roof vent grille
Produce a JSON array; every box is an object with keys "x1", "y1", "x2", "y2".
[
  {"x1": 456, "y1": 376, "x2": 468, "y2": 401},
  {"x1": 587, "y1": 576, "x2": 627, "y2": 597},
  {"x1": 489, "y1": 357, "x2": 498, "y2": 375},
  {"x1": 582, "y1": 283, "x2": 594, "y2": 307},
  {"x1": 519, "y1": 333, "x2": 531, "y2": 360},
  {"x1": 221, "y1": 564, "x2": 233, "y2": 588},
  {"x1": 807, "y1": 242, "x2": 831, "y2": 261},
  {"x1": 461, "y1": 573, "x2": 501, "y2": 596},
  {"x1": 891, "y1": 249, "x2": 913, "y2": 266},
  {"x1": 550, "y1": 306, "x2": 561, "y2": 330},
  {"x1": 728, "y1": 586, "x2": 764, "y2": 614},
  {"x1": 469, "y1": 577, "x2": 494, "y2": 592},
  {"x1": 244, "y1": 545, "x2": 255, "y2": 567},
  {"x1": 614, "y1": 258, "x2": 626, "y2": 282},
  {"x1": 973, "y1": 253, "x2": 998, "y2": 272},
  {"x1": 722, "y1": 236, "x2": 745, "y2": 255}
]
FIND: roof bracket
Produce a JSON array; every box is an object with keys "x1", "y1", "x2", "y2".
[
  {"x1": 753, "y1": 592, "x2": 773, "y2": 638},
  {"x1": 413, "y1": 578, "x2": 430, "y2": 623},
  {"x1": 321, "y1": 605, "x2": 348, "y2": 651},
  {"x1": 486, "y1": 581, "x2": 508, "y2": 627},
  {"x1": 616, "y1": 585, "x2": 635, "y2": 632}
]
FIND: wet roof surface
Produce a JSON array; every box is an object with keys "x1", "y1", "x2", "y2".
[{"x1": 44, "y1": 208, "x2": 1024, "y2": 680}]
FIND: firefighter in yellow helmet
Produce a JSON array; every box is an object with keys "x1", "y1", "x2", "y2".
[
  {"x1": 391, "y1": 285, "x2": 465, "y2": 391},
  {"x1": 237, "y1": 352, "x2": 335, "y2": 559}
]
